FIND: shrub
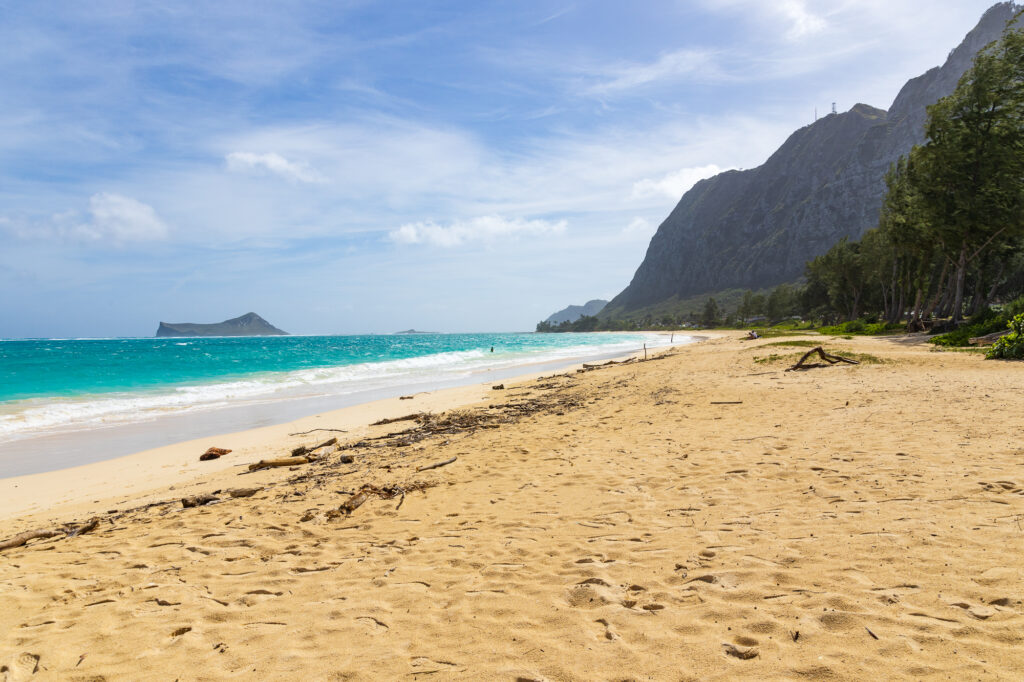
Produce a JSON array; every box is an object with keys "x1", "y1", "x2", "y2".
[{"x1": 986, "y1": 314, "x2": 1024, "y2": 359}]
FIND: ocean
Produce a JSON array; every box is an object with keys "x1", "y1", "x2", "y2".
[{"x1": 0, "y1": 332, "x2": 681, "y2": 476}]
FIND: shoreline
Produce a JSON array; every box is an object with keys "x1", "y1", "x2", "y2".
[
  {"x1": 0, "y1": 332, "x2": 685, "y2": 480},
  {"x1": 2, "y1": 332, "x2": 1023, "y2": 679},
  {"x1": 0, "y1": 335, "x2": 703, "y2": 524}
]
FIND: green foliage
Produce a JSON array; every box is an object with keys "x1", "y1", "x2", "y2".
[
  {"x1": 986, "y1": 313, "x2": 1024, "y2": 359},
  {"x1": 930, "y1": 307, "x2": 1011, "y2": 346},
  {"x1": 701, "y1": 297, "x2": 721, "y2": 327},
  {"x1": 817, "y1": 320, "x2": 903, "y2": 336}
]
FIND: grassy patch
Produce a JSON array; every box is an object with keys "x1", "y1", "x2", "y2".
[
  {"x1": 756, "y1": 339, "x2": 828, "y2": 348},
  {"x1": 931, "y1": 346, "x2": 988, "y2": 354},
  {"x1": 752, "y1": 350, "x2": 888, "y2": 365}
]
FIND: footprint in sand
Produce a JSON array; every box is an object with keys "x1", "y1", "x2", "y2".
[
  {"x1": 1, "y1": 653, "x2": 40, "y2": 681},
  {"x1": 594, "y1": 618, "x2": 619, "y2": 641}
]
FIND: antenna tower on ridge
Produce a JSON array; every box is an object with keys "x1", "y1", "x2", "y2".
[{"x1": 831, "y1": 102, "x2": 837, "y2": 115}]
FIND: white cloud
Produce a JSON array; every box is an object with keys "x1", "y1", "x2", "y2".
[
  {"x1": 777, "y1": 0, "x2": 826, "y2": 39},
  {"x1": 1, "y1": 193, "x2": 168, "y2": 245},
  {"x1": 389, "y1": 215, "x2": 567, "y2": 248},
  {"x1": 226, "y1": 151, "x2": 326, "y2": 184},
  {"x1": 622, "y1": 217, "x2": 655, "y2": 238},
  {"x1": 631, "y1": 164, "x2": 729, "y2": 200},
  {"x1": 585, "y1": 49, "x2": 723, "y2": 94}
]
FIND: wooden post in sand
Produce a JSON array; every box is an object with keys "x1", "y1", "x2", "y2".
[{"x1": 643, "y1": 344, "x2": 647, "y2": 360}]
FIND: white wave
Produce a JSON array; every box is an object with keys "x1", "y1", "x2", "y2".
[{"x1": 0, "y1": 333, "x2": 683, "y2": 442}]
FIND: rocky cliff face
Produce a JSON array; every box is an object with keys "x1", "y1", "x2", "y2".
[
  {"x1": 604, "y1": 3, "x2": 1020, "y2": 317},
  {"x1": 156, "y1": 312, "x2": 288, "y2": 337}
]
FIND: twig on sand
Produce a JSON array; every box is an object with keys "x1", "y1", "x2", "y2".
[
  {"x1": 710, "y1": 401, "x2": 743, "y2": 405},
  {"x1": 416, "y1": 456, "x2": 457, "y2": 472},
  {"x1": 288, "y1": 428, "x2": 347, "y2": 436}
]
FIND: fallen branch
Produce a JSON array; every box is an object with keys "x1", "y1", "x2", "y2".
[
  {"x1": 416, "y1": 456, "x2": 457, "y2": 472},
  {"x1": 0, "y1": 529, "x2": 62, "y2": 552},
  {"x1": 710, "y1": 401, "x2": 743, "y2": 405},
  {"x1": 288, "y1": 428, "x2": 347, "y2": 436},
  {"x1": 291, "y1": 437, "x2": 337, "y2": 457},
  {"x1": 248, "y1": 455, "x2": 319, "y2": 472},
  {"x1": 786, "y1": 346, "x2": 860, "y2": 372},
  {"x1": 0, "y1": 516, "x2": 102, "y2": 553}
]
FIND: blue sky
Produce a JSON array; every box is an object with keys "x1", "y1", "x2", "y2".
[{"x1": 0, "y1": 0, "x2": 1009, "y2": 336}]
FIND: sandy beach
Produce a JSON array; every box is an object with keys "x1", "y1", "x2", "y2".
[{"x1": 2, "y1": 332, "x2": 1023, "y2": 680}]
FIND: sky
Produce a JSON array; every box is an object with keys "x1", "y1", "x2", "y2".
[{"x1": 0, "y1": 0, "x2": 1012, "y2": 337}]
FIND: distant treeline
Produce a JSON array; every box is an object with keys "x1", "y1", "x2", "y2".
[{"x1": 539, "y1": 20, "x2": 1024, "y2": 335}]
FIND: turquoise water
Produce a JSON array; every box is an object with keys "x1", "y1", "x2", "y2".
[{"x1": 0, "y1": 332, "x2": 672, "y2": 443}]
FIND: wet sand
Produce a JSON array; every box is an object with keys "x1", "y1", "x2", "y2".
[{"x1": 1, "y1": 333, "x2": 1022, "y2": 680}]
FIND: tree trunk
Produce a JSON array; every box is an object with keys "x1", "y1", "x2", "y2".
[{"x1": 952, "y1": 242, "x2": 968, "y2": 323}]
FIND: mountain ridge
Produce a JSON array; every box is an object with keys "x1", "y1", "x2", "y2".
[{"x1": 603, "y1": 2, "x2": 1021, "y2": 319}]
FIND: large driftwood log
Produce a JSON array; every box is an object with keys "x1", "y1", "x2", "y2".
[
  {"x1": 969, "y1": 330, "x2": 1008, "y2": 346},
  {"x1": 0, "y1": 529, "x2": 62, "y2": 552},
  {"x1": 786, "y1": 346, "x2": 860, "y2": 371},
  {"x1": 248, "y1": 455, "x2": 318, "y2": 471}
]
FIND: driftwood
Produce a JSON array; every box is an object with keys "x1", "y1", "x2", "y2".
[
  {"x1": 288, "y1": 428, "x2": 347, "y2": 436},
  {"x1": 227, "y1": 487, "x2": 262, "y2": 498},
  {"x1": 786, "y1": 346, "x2": 860, "y2": 371},
  {"x1": 338, "y1": 490, "x2": 372, "y2": 515},
  {"x1": 290, "y1": 437, "x2": 337, "y2": 457},
  {"x1": 248, "y1": 454, "x2": 319, "y2": 471},
  {"x1": 0, "y1": 529, "x2": 62, "y2": 552},
  {"x1": 492, "y1": 384, "x2": 505, "y2": 390},
  {"x1": 0, "y1": 517, "x2": 101, "y2": 553},
  {"x1": 416, "y1": 456, "x2": 457, "y2": 472},
  {"x1": 970, "y1": 330, "x2": 1007, "y2": 346},
  {"x1": 333, "y1": 482, "x2": 436, "y2": 518},
  {"x1": 181, "y1": 494, "x2": 219, "y2": 508}
]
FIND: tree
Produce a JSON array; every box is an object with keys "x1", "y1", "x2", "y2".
[
  {"x1": 701, "y1": 298, "x2": 721, "y2": 327},
  {"x1": 914, "y1": 22, "x2": 1024, "y2": 322}
]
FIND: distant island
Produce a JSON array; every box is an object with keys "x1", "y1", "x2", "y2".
[
  {"x1": 156, "y1": 312, "x2": 289, "y2": 337},
  {"x1": 394, "y1": 329, "x2": 439, "y2": 335}
]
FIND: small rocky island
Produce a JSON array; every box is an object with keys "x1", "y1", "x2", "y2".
[
  {"x1": 394, "y1": 329, "x2": 438, "y2": 334},
  {"x1": 156, "y1": 312, "x2": 289, "y2": 337}
]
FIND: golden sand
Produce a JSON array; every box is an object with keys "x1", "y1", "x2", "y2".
[{"x1": 1, "y1": 333, "x2": 1023, "y2": 680}]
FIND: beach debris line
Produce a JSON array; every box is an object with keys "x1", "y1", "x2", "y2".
[
  {"x1": 416, "y1": 456, "x2": 457, "y2": 472},
  {"x1": 199, "y1": 447, "x2": 231, "y2": 461},
  {"x1": 0, "y1": 517, "x2": 101, "y2": 553},
  {"x1": 786, "y1": 346, "x2": 860, "y2": 371}
]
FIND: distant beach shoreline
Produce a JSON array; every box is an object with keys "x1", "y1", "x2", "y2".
[{"x1": 0, "y1": 334, "x2": 698, "y2": 520}]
